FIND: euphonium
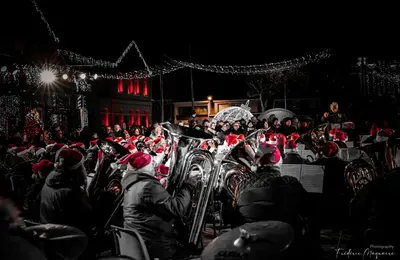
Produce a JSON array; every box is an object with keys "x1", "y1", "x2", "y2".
[{"x1": 160, "y1": 123, "x2": 217, "y2": 246}]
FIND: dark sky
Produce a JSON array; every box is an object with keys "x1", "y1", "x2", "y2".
[{"x1": 2, "y1": 1, "x2": 400, "y2": 101}]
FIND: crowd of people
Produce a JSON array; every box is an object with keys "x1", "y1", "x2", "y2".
[{"x1": 0, "y1": 102, "x2": 399, "y2": 260}]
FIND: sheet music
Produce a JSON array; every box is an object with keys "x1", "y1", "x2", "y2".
[
  {"x1": 359, "y1": 135, "x2": 371, "y2": 143},
  {"x1": 280, "y1": 164, "x2": 301, "y2": 179},
  {"x1": 299, "y1": 150, "x2": 315, "y2": 161},
  {"x1": 345, "y1": 141, "x2": 354, "y2": 148},
  {"x1": 297, "y1": 144, "x2": 305, "y2": 150},
  {"x1": 281, "y1": 163, "x2": 324, "y2": 193},
  {"x1": 339, "y1": 148, "x2": 350, "y2": 161},
  {"x1": 300, "y1": 164, "x2": 324, "y2": 193}
]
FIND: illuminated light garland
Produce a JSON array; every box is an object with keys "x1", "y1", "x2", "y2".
[
  {"x1": 58, "y1": 40, "x2": 151, "y2": 71},
  {"x1": 0, "y1": 96, "x2": 20, "y2": 136},
  {"x1": 169, "y1": 49, "x2": 331, "y2": 75},
  {"x1": 97, "y1": 63, "x2": 185, "y2": 80},
  {"x1": 366, "y1": 62, "x2": 400, "y2": 83},
  {"x1": 31, "y1": 0, "x2": 60, "y2": 43}
]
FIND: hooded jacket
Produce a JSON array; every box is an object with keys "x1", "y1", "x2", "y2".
[
  {"x1": 40, "y1": 168, "x2": 91, "y2": 233},
  {"x1": 122, "y1": 169, "x2": 193, "y2": 260}
]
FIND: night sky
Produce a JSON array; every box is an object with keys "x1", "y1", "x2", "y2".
[{"x1": 2, "y1": 1, "x2": 400, "y2": 102}]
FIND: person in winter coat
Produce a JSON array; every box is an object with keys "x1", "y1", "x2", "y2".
[
  {"x1": 235, "y1": 143, "x2": 307, "y2": 228},
  {"x1": 118, "y1": 152, "x2": 197, "y2": 260},
  {"x1": 24, "y1": 160, "x2": 54, "y2": 222},
  {"x1": 40, "y1": 149, "x2": 91, "y2": 234}
]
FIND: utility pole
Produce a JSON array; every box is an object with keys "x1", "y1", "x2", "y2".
[
  {"x1": 160, "y1": 70, "x2": 164, "y2": 122},
  {"x1": 189, "y1": 44, "x2": 195, "y2": 111}
]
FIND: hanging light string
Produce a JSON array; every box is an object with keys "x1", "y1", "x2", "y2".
[
  {"x1": 130, "y1": 40, "x2": 152, "y2": 75},
  {"x1": 169, "y1": 49, "x2": 331, "y2": 75},
  {"x1": 31, "y1": 0, "x2": 60, "y2": 43},
  {"x1": 98, "y1": 63, "x2": 183, "y2": 80},
  {"x1": 58, "y1": 40, "x2": 151, "y2": 71}
]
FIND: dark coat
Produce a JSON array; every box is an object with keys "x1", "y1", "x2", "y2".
[
  {"x1": 122, "y1": 171, "x2": 193, "y2": 260},
  {"x1": 236, "y1": 166, "x2": 307, "y2": 227},
  {"x1": 24, "y1": 178, "x2": 45, "y2": 222},
  {"x1": 40, "y1": 169, "x2": 92, "y2": 233}
]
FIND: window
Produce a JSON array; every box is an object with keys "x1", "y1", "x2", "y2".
[
  {"x1": 129, "y1": 109, "x2": 134, "y2": 127},
  {"x1": 145, "y1": 110, "x2": 149, "y2": 127},
  {"x1": 103, "y1": 108, "x2": 109, "y2": 126},
  {"x1": 143, "y1": 78, "x2": 148, "y2": 96},
  {"x1": 118, "y1": 76, "x2": 123, "y2": 93},
  {"x1": 119, "y1": 108, "x2": 124, "y2": 124},
  {"x1": 136, "y1": 110, "x2": 141, "y2": 126},
  {"x1": 128, "y1": 78, "x2": 134, "y2": 94},
  {"x1": 134, "y1": 79, "x2": 140, "y2": 95}
]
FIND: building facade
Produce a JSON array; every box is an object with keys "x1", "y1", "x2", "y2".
[
  {"x1": 173, "y1": 99, "x2": 260, "y2": 124},
  {"x1": 88, "y1": 78, "x2": 152, "y2": 132}
]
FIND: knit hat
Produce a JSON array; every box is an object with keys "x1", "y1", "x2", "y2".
[
  {"x1": 7, "y1": 144, "x2": 17, "y2": 153},
  {"x1": 321, "y1": 141, "x2": 339, "y2": 158},
  {"x1": 55, "y1": 149, "x2": 84, "y2": 170},
  {"x1": 15, "y1": 147, "x2": 29, "y2": 157},
  {"x1": 117, "y1": 152, "x2": 154, "y2": 175},
  {"x1": 32, "y1": 159, "x2": 54, "y2": 177},
  {"x1": 70, "y1": 142, "x2": 85, "y2": 149},
  {"x1": 284, "y1": 140, "x2": 298, "y2": 154},
  {"x1": 35, "y1": 147, "x2": 46, "y2": 157},
  {"x1": 255, "y1": 143, "x2": 282, "y2": 168}
]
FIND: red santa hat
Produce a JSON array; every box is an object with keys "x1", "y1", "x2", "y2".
[
  {"x1": 143, "y1": 137, "x2": 153, "y2": 145},
  {"x1": 289, "y1": 132, "x2": 300, "y2": 142},
  {"x1": 117, "y1": 152, "x2": 154, "y2": 175},
  {"x1": 131, "y1": 135, "x2": 145, "y2": 144},
  {"x1": 15, "y1": 146, "x2": 29, "y2": 157},
  {"x1": 70, "y1": 142, "x2": 85, "y2": 149},
  {"x1": 51, "y1": 143, "x2": 69, "y2": 160},
  {"x1": 114, "y1": 137, "x2": 126, "y2": 145},
  {"x1": 26, "y1": 144, "x2": 35, "y2": 153},
  {"x1": 124, "y1": 144, "x2": 136, "y2": 153},
  {"x1": 329, "y1": 128, "x2": 339, "y2": 140},
  {"x1": 284, "y1": 140, "x2": 298, "y2": 154},
  {"x1": 333, "y1": 130, "x2": 348, "y2": 142},
  {"x1": 156, "y1": 164, "x2": 169, "y2": 176},
  {"x1": 105, "y1": 137, "x2": 114, "y2": 141},
  {"x1": 275, "y1": 133, "x2": 286, "y2": 146},
  {"x1": 268, "y1": 133, "x2": 278, "y2": 145},
  {"x1": 224, "y1": 133, "x2": 245, "y2": 147},
  {"x1": 370, "y1": 124, "x2": 378, "y2": 136},
  {"x1": 55, "y1": 148, "x2": 84, "y2": 170},
  {"x1": 376, "y1": 128, "x2": 392, "y2": 142},
  {"x1": 32, "y1": 159, "x2": 54, "y2": 177},
  {"x1": 255, "y1": 143, "x2": 282, "y2": 168},
  {"x1": 321, "y1": 141, "x2": 339, "y2": 158},
  {"x1": 200, "y1": 141, "x2": 208, "y2": 150},
  {"x1": 89, "y1": 140, "x2": 98, "y2": 147},
  {"x1": 35, "y1": 147, "x2": 46, "y2": 156},
  {"x1": 7, "y1": 144, "x2": 17, "y2": 153}
]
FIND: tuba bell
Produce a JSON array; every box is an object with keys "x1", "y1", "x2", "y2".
[{"x1": 161, "y1": 123, "x2": 218, "y2": 246}]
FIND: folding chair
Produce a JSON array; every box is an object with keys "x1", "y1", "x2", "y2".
[{"x1": 111, "y1": 225, "x2": 150, "y2": 260}]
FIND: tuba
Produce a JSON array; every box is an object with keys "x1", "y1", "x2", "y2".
[
  {"x1": 220, "y1": 129, "x2": 264, "y2": 199},
  {"x1": 161, "y1": 123, "x2": 218, "y2": 246}
]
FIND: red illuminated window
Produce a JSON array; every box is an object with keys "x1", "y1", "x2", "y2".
[
  {"x1": 145, "y1": 110, "x2": 149, "y2": 127},
  {"x1": 129, "y1": 109, "x2": 134, "y2": 127},
  {"x1": 128, "y1": 77, "x2": 134, "y2": 94},
  {"x1": 119, "y1": 108, "x2": 124, "y2": 124},
  {"x1": 103, "y1": 108, "x2": 109, "y2": 126},
  {"x1": 134, "y1": 79, "x2": 140, "y2": 95},
  {"x1": 143, "y1": 78, "x2": 148, "y2": 96},
  {"x1": 118, "y1": 74, "x2": 123, "y2": 93},
  {"x1": 136, "y1": 110, "x2": 141, "y2": 126}
]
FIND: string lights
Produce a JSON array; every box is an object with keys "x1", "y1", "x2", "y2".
[
  {"x1": 58, "y1": 40, "x2": 151, "y2": 71},
  {"x1": 31, "y1": 0, "x2": 60, "y2": 43},
  {"x1": 169, "y1": 49, "x2": 331, "y2": 75}
]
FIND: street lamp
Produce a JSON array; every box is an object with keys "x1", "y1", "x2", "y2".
[
  {"x1": 207, "y1": 95, "x2": 213, "y2": 117},
  {"x1": 207, "y1": 95, "x2": 213, "y2": 101}
]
